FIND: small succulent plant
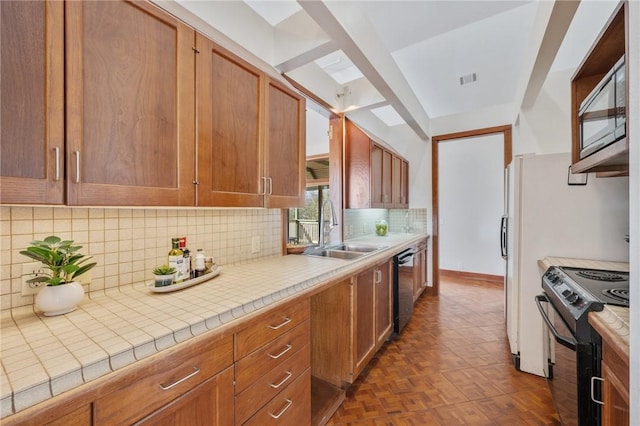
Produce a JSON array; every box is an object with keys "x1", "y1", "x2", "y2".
[{"x1": 153, "y1": 265, "x2": 177, "y2": 275}]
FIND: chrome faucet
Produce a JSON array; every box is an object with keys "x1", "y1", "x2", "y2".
[{"x1": 318, "y1": 199, "x2": 338, "y2": 248}]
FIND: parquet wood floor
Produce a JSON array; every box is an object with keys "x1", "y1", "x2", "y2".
[{"x1": 326, "y1": 276, "x2": 561, "y2": 425}]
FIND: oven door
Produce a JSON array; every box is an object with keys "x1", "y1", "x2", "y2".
[{"x1": 536, "y1": 294, "x2": 599, "y2": 426}]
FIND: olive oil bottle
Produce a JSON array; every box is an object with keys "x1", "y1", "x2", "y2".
[{"x1": 168, "y1": 238, "x2": 185, "y2": 283}]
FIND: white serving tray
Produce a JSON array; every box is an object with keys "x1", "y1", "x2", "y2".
[{"x1": 146, "y1": 266, "x2": 221, "y2": 293}]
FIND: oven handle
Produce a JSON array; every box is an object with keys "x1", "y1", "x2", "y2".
[{"x1": 535, "y1": 294, "x2": 577, "y2": 350}]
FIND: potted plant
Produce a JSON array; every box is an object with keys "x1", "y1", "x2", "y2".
[
  {"x1": 20, "y1": 236, "x2": 96, "y2": 316},
  {"x1": 152, "y1": 265, "x2": 176, "y2": 287}
]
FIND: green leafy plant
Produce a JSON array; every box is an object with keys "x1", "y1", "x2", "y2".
[
  {"x1": 20, "y1": 236, "x2": 96, "y2": 286},
  {"x1": 152, "y1": 265, "x2": 176, "y2": 275}
]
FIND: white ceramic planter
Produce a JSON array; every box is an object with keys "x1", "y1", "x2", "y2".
[{"x1": 35, "y1": 281, "x2": 85, "y2": 316}]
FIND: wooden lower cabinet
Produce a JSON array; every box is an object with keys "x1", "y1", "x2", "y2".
[
  {"x1": 94, "y1": 333, "x2": 234, "y2": 425},
  {"x1": 601, "y1": 343, "x2": 629, "y2": 426},
  {"x1": 311, "y1": 259, "x2": 393, "y2": 388},
  {"x1": 135, "y1": 368, "x2": 234, "y2": 426},
  {"x1": 589, "y1": 312, "x2": 630, "y2": 426},
  {"x1": 242, "y1": 370, "x2": 311, "y2": 426},
  {"x1": 234, "y1": 298, "x2": 311, "y2": 425},
  {"x1": 413, "y1": 239, "x2": 428, "y2": 302}
]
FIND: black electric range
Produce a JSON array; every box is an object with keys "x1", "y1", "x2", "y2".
[{"x1": 538, "y1": 266, "x2": 629, "y2": 426}]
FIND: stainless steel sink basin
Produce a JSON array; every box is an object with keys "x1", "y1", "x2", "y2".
[
  {"x1": 326, "y1": 243, "x2": 386, "y2": 253},
  {"x1": 303, "y1": 243, "x2": 387, "y2": 260},
  {"x1": 304, "y1": 249, "x2": 365, "y2": 260}
]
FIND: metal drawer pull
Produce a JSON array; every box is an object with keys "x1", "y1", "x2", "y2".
[
  {"x1": 54, "y1": 147, "x2": 60, "y2": 181},
  {"x1": 268, "y1": 317, "x2": 292, "y2": 330},
  {"x1": 74, "y1": 151, "x2": 81, "y2": 183},
  {"x1": 159, "y1": 366, "x2": 200, "y2": 391},
  {"x1": 269, "y1": 399, "x2": 292, "y2": 419},
  {"x1": 270, "y1": 371, "x2": 293, "y2": 389},
  {"x1": 268, "y1": 344, "x2": 292, "y2": 359},
  {"x1": 591, "y1": 376, "x2": 604, "y2": 405}
]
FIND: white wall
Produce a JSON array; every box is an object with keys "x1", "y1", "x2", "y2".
[
  {"x1": 439, "y1": 134, "x2": 504, "y2": 275},
  {"x1": 306, "y1": 107, "x2": 329, "y2": 156}
]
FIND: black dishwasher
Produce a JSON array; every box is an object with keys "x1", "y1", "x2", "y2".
[{"x1": 392, "y1": 247, "x2": 415, "y2": 337}]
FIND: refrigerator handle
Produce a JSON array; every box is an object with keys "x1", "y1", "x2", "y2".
[{"x1": 500, "y1": 215, "x2": 508, "y2": 259}]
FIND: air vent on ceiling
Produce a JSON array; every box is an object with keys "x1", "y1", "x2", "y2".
[{"x1": 459, "y1": 73, "x2": 478, "y2": 86}]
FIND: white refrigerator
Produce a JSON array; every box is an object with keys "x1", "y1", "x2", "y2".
[{"x1": 501, "y1": 152, "x2": 629, "y2": 377}]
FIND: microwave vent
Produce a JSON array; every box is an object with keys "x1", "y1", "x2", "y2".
[{"x1": 459, "y1": 73, "x2": 478, "y2": 86}]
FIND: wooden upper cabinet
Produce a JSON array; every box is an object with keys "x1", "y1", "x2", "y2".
[
  {"x1": 344, "y1": 119, "x2": 409, "y2": 209},
  {"x1": 369, "y1": 143, "x2": 384, "y2": 208},
  {"x1": 65, "y1": 0, "x2": 196, "y2": 206},
  {"x1": 570, "y1": 1, "x2": 628, "y2": 175},
  {"x1": 265, "y1": 79, "x2": 306, "y2": 208},
  {"x1": 400, "y1": 159, "x2": 409, "y2": 208},
  {"x1": 196, "y1": 35, "x2": 305, "y2": 208},
  {"x1": 196, "y1": 35, "x2": 263, "y2": 207},
  {"x1": 0, "y1": 0, "x2": 65, "y2": 204}
]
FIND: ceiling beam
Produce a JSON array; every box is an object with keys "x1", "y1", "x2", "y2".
[
  {"x1": 275, "y1": 40, "x2": 338, "y2": 74},
  {"x1": 518, "y1": 0, "x2": 581, "y2": 109},
  {"x1": 298, "y1": 0, "x2": 430, "y2": 140}
]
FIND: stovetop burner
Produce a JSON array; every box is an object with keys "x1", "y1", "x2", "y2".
[
  {"x1": 576, "y1": 269, "x2": 626, "y2": 282},
  {"x1": 603, "y1": 288, "x2": 630, "y2": 303}
]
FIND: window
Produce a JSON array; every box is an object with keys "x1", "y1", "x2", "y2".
[{"x1": 288, "y1": 185, "x2": 329, "y2": 244}]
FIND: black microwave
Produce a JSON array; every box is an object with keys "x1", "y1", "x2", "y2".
[{"x1": 578, "y1": 55, "x2": 626, "y2": 159}]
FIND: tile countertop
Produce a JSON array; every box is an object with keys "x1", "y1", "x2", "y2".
[
  {"x1": 0, "y1": 232, "x2": 428, "y2": 419},
  {"x1": 538, "y1": 256, "x2": 630, "y2": 353}
]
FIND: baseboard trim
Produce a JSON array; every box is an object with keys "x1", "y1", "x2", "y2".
[{"x1": 439, "y1": 269, "x2": 504, "y2": 286}]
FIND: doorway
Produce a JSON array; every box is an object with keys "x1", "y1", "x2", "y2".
[{"x1": 430, "y1": 125, "x2": 512, "y2": 295}]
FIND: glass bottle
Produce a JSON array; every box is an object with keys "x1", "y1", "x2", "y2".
[
  {"x1": 168, "y1": 238, "x2": 185, "y2": 283},
  {"x1": 195, "y1": 249, "x2": 206, "y2": 277},
  {"x1": 179, "y1": 237, "x2": 191, "y2": 279}
]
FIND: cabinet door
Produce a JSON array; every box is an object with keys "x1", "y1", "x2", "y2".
[
  {"x1": 65, "y1": 0, "x2": 195, "y2": 206},
  {"x1": 413, "y1": 249, "x2": 424, "y2": 302},
  {"x1": 1, "y1": 0, "x2": 64, "y2": 204},
  {"x1": 391, "y1": 155, "x2": 402, "y2": 208},
  {"x1": 381, "y1": 149, "x2": 392, "y2": 207},
  {"x1": 370, "y1": 144, "x2": 384, "y2": 208},
  {"x1": 400, "y1": 160, "x2": 409, "y2": 208},
  {"x1": 265, "y1": 79, "x2": 306, "y2": 208},
  {"x1": 135, "y1": 367, "x2": 234, "y2": 426},
  {"x1": 354, "y1": 268, "x2": 375, "y2": 376},
  {"x1": 196, "y1": 35, "x2": 264, "y2": 207},
  {"x1": 374, "y1": 261, "x2": 393, "y2": 344},
  {"x1": 344, "y1": 120, "x2": 372, "y2": 209}
]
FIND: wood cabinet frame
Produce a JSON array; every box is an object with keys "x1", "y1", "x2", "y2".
[{"x1": 570, "y1": 1, "x2": 629, "y2": 175}]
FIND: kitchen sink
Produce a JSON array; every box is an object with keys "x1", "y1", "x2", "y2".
[
  {"x1": 325, "y1": 243, "x2": 386, "y2": 253},
  {"x1": 303, "y1": 243, "x2": 387, "y2": 260}
]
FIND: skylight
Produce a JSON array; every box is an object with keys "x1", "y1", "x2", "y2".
[
  {"x1": 315, "y1": 51, "x2": 364, "y2": 85},
  {"x1": 244, "y1": 0, "x2": 301, "y2": 26},
  {"x1": 371, "y1": 105, "x2": 405, "y2": 127}
]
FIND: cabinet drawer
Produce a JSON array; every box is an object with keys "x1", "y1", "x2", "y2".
[
  {"x1": 94, "y1": 333, "x2": 233, "y2": 425},
  {"x1": 242, "y1": 369, "x2": 311, "y2": 426},
  {"x1": 236, "y1": 344, "x2": 310, "y2": 424},
  {"x1": 235, "y1": 298, "x2": 309, "y2": 359},
  {"x1": 235, "y1": 320, "x2": 309, "y2": 393}
]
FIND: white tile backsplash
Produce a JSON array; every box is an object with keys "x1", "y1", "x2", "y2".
[{"x1": 0, "y1": 207, "x2": 282, "y2": 311}]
